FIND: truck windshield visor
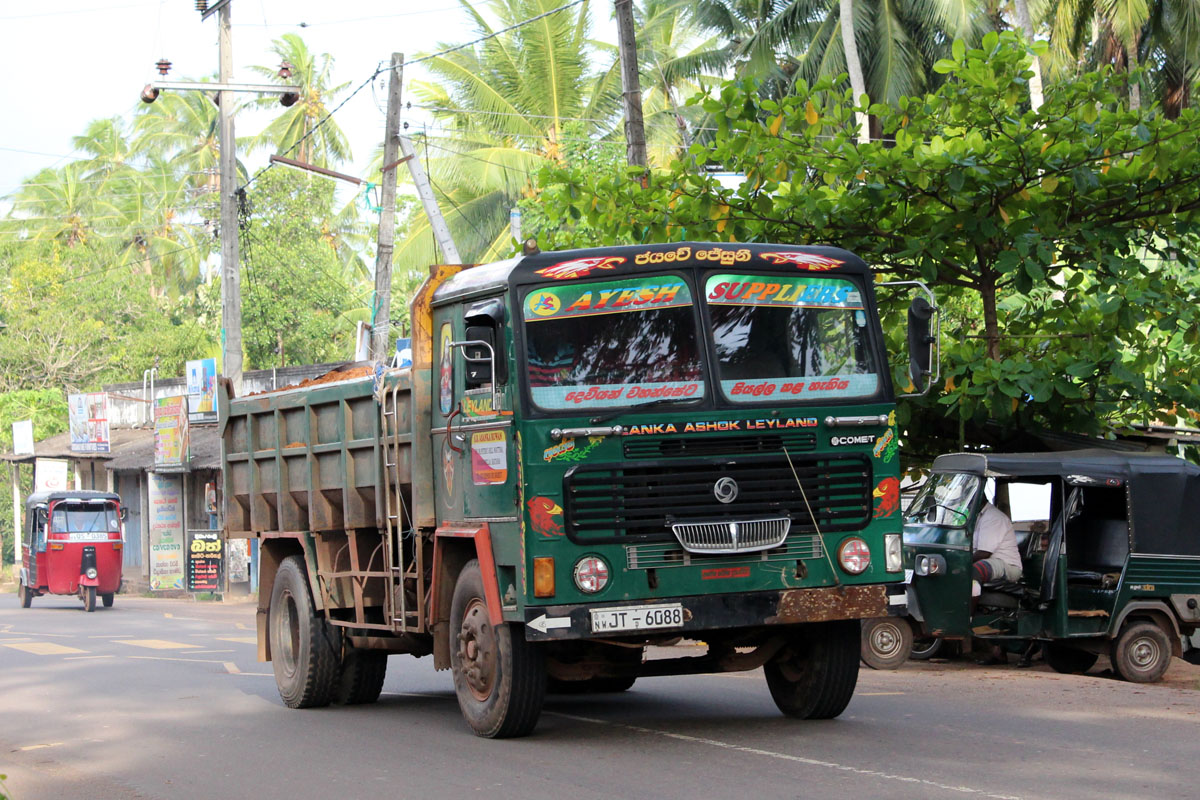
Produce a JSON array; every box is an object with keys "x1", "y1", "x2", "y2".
[
  {"x1": 50, "y1": 503, "x2": 120, "y2": 533},
  {"x1": 704, "y1": 273, "x2": 881, "y2": 403},
  {"x1": 522, "y1": 275, "x2": 704, "y2": 410}
]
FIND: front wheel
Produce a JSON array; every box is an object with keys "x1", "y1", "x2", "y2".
[
  {"x1": 1044, "y1": 643, "x2": 1098, "y2": 674},
  {"x1": 1111, "y1": 622, "x2": 1172, "y2": 684},
  {"x1": 83, "y1": 585, "x2": 96, "y2": 612},
  {"x1": 269, "y1": 555, "x2": 341, "y2": 708},
  {"x1": 450, "y1": 559, "x2": 545, "y2": 738},
  {"x1": 860, "y1": 617, "x2": 913, "y2": 670},
  {"x1": 18, "y1": 580, "x2": 32, "y2": 609},
  {"x1": 765, "y1": 620, "x2": 860, "y2": 720}
]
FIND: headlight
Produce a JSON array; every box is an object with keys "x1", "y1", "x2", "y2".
[
  {"x1": 573, "y1": 556, "x2": 610, "y2": 594},
  {"x1": 85, "y1": 567, "x2": 98, "y2": 579},
  {"x1": 884, "y1": 534, "x2": 902, "y2": 572},
  {"x1": 837, "y1": 538, "x2": 870, "y2": 575}
]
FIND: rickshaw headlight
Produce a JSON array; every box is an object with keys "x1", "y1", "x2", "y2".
[
  {"x1": 85, "y1": 567, "x2": 98, "y2": 579},
  {"x1": 837, "y1": 538, "x2": 871, "y2": 575},
  {"x1": 884, "y1": 534, "x2": 902, "y2": 572}
]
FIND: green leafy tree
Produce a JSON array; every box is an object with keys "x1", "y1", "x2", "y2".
[
  {"x1": 537, "y1": 32, "x2": 1200, "y2": 449},
  {"x1": 0, "y1": 389, "x2": 69, "y2": 564}
]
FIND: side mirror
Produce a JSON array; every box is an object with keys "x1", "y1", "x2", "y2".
[
  {"x1": 119, "y1": 507, "x2": 129, "y2": 521},
  {"x1": 463, "y1": 325, "x2": 498, "y2": 388},
  {"x1": 907, "y1": 297, "x2": 935, "y2": 392},
  {"x1": 36, "y1": 508, "x2": 48, "y2": 525},
  {"x1": 914, "y1": 553, "x2": 947, "y2": 577}
]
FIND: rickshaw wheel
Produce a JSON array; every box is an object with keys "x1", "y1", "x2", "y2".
[
  {"x1": 860, "y1": 617, "x2": 913, "y2": 670},
  {"x1": 102, "y1": 593, "x2": 114, "y2": 608},
  {"x1": 765, "y1": 620, "x2": 860, "y2": 719},
  {"x1": 1044, "y1": 643, "x2": 1098, "y2": 674},
  {"x1": 909, "y1": 637, "x2": 945, "y2": 660},
  {"x1": 18, "y1": 580, "x2": 33, "y2": 609},
  {"x1": 83, "y1": 586, "x2": 96, "y2": 612},
  {"x1": 1111, "y1": 621, "x2": 1172, "y2": 683}
]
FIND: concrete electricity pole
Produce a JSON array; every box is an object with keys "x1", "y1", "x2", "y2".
[
  {"x1": 141, "y1": 0, "x2": 299, "y2": 397},
  {"x1": 614, "y1": 0, "x2": 647, "y2": 169},
  {"x1": 369, "y1": 53, "x2": 405, "y2": 362}
]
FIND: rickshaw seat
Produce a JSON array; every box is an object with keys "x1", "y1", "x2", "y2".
[{"x1": 979, "y1": 579, "x2": 1027, "y2": 609}]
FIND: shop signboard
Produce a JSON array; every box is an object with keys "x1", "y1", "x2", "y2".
[
  {"x1": 186, "y1": 529, "x2": 224, "y2": 592},
  {"x1": 186, "y1": 358, "x2": 219, "y2": 422},
  {"x1": 148, "y1": 472, "x2": 185, "y2": 590},
  {"x1": 34, "y1": 458, "x2": 69, "y2": 492},
  {"x1": 12, "y1": 420, "x2": 34, "y2": 456},
  {"x1": 68, "y1": 393, "x2": 109, "y2": 453},
  {"x1": 154, "y1": 396, "x2": 190, "y2": 470}
]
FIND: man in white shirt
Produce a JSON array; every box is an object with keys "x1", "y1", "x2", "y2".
[{"x1": 973, "y1": 501, "x2": 1023, "y2": 584}]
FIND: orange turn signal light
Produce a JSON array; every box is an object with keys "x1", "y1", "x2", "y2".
[
  {"x1": 49, "y1": 542, "x2": 64, "y2": 550},
  {"x1": 533, "y1": 557, "x2": 555, "y2": 598}
]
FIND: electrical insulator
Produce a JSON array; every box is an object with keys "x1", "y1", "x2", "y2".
[
  {"x1": 196, "y1": 0, "x2": 208, "y2": 11},
  {"x1": 155, "y1": 58, "x2": 172, "y2": 76},
  {"x1": 141, "y1": 84, "x2": 160, "y2": 104},
  {"x1": 280, "y1": 92, "x2": 299, "y2": 107}
]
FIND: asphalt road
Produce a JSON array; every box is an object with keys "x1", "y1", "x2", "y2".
[{"x1": 2, "y1": 592, "x2": 1198, "y2": 800}]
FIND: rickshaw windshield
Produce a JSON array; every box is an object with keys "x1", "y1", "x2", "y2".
[
  {"x1": 50, "y1": 503, "x2": 120, "y2": 533},
  {"x1": 903, "y1": 473, "x2": 981, "y2": 546}
]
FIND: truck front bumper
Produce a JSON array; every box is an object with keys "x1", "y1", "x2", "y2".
[{"x1": 524, "y1": 582, "x2": 908, "y2": 642}]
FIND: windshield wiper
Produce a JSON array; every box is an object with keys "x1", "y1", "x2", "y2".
[{"x1": 589, "y1": 396, "x2": 704, "y2": 426}]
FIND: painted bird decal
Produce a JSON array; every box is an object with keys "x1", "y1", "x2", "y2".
[
  {"x1": 527, "y1": 496, "x2": 565, "y2": 537},
  {"x1": 872, "y1": 477, "x2": 900, "y2": 519},
  {"x1": 535, "y1": 256, "x2": 626, "y2": 280}
]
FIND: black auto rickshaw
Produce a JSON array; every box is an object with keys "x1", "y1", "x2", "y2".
[{"x1": 885, "y1": 450, "x2": 1200, "y2": 682}]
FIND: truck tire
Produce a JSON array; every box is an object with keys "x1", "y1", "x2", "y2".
[
  {"x1": 1111, "y1": 621, "x2": 1172, "y2": 683},
  {"x1": 102, "y1": 593, "x2": 115, "y2": 608},
  {"x1": 1044, "y1": 643, "x2": 1098, "y2": 674},
  {"x1": 765, "y1": 620, "x2": 860, "y2": 720},
  {"x1": 18, "y1": 580, "x2": 32, "y2": 609},
  {"x1": 83, "y1": 585, "x2": 96, "y2": 612},
  {"x1": 269, "y1": 555, "x2": 340, "y2": 708},
  {"x1": 547, "y1": 676, "x2": 637, "y2": 694},
  {"x1": 450, "y1": 559, "x2": 545, "y2": 738},
  {"x1": 860, "y1": 617, "x2": 913, "y2": 670},
  {"x1": 335, "y1": 649, "x2": 388, "y2": 705}
]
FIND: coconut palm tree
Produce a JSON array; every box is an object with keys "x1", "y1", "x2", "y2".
[
  {"x1": 6, "y1": 162, "x2": 99, "y2": 247},
  {"x1": 248, "y1": 34, "x2": 353, "y2": 167}
]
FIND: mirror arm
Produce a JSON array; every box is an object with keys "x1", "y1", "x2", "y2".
[{"x1": 449, "y1": 339, "x2": 503, "y2": 411}]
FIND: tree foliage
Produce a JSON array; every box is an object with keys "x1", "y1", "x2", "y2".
[{"x1": 535, "y1": 32, "x2": 1200, "y2": 449}]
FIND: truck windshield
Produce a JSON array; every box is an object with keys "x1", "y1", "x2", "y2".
[
  {"x1": 704, "y1": 273, "x2": 881, "y2": 403},
  {"x1": 522, "y1": 275, "x2": 703, "y2": 410},
  {"x1": 50, "y1": 503, "x2": 120, "y2": 533},
  {"x1": 902, "y1": 473, "x2": 980, "y2": 546}
]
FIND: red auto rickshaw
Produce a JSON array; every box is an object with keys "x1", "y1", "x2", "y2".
[{"x1": 17, "y1": 491, "x2": 125, "y2": 612}]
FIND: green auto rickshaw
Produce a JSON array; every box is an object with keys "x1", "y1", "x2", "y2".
[{"x1": 870, "y1": 450, "x2": 1200, "y2": 681}]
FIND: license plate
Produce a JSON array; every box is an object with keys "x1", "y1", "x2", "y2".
[
  {"x1": 590, "y1": 603, "x2": 684, "y2": 633},
  {"x1": 68, "y1": 532, "x2": 110, "y2": 542}
]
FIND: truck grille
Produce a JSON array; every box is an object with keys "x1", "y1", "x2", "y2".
[
  {"x1": 623, "y1": 432, "x2": 816, "y2": 459},
  {"x1": 626, "y1": 535, "x2": 824, "y2": 569},
  {"x1": 564, "y1": 454, "x2": 872, "y2": 544},
  {"x1": 671, "y1": 517, "x2": 790, "y2": 554}
]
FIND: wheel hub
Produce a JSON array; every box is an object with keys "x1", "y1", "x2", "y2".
[
  {"x1": 871, "y1": 624, "x2": 901, "y2": 658},
  {"x1": 457, "y1": 598, "x2": 497, "y2": 702},
  {"x1": 1130, "y1": 637, "x2": 1159, "y2": 669}
]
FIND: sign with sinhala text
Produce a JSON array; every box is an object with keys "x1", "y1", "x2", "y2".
[
  {"x1": 186, "y1": 529, "x2": 224, "y2": 593},
  {"x1": 148, "y1": 473, "x2": 184, "y2": 591}
]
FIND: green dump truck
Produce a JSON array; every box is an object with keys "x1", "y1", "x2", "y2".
[{"x1": 221, "y1": 241, "x2": 931, "y2": 738}]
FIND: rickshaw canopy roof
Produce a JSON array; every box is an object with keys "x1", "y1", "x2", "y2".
[
  {"x1": 25, "y1": 491, "x2": 121, "y2": 511},
  {"x1": 931, "y1": 450, "x2": 1200, "y2": 556}
]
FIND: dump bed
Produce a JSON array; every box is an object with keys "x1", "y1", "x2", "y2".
[{"x1": 221, "y1": 368, "x2": 414, "y2": 535}]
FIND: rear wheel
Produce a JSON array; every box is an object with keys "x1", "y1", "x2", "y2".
[
  {"x1": 335, "y1": 648, "x2": 388, "y2": 705},
  {"x1": 860, "y1": 617, "x2": 913, "y2": 670},
  {"x1": 269, "y1": 555, "x2": 340, "y2": 708},
  {"x1": 450, "y1": 559, "x2": 545, "y2": 738},
  {"x1": 909, "y1": 636, "x2": 945, "y2": 661},
  {"x1": 102, "y1": 593, "x2": 115, "y2": 608},
  {"x1": 1111, "y1": 621, "x2": 1172, "y2": 684},
  {"x1": 18, "y1": 580, "x2": 33, "y2": 609},
  {"x1": 765, "y1": 620, "x2": 860, "y2": 720},
  {"x1": 1044, "y1": 643, "x2": 1098, "y2": 674},
  {"x1": 83, "y1": 585, "x2": 96, "y2": 612}
]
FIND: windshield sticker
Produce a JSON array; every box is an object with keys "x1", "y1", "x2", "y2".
[
  {"x1": 532, "y1": 380, "x2": 701, "y2": 409},
  {"x1": 527, "y1": 496, "x2": 564, "y2": 537},
  {"x1": 471, "y1": 431, "x2": 508, "y2": 486},
  {"x1": 758, "y1": 251, "x2": 844, "y2": 270},
  {"x1": 873, "y1": 478, "x2": 900, "y2": 519},
  {"x1": 535, "y1": 255, "x2": 626, "y2": 280},
  {"x1": 621, "y1": 417, "x2": 818, "y2": 436},
  {"x1": 524, "y1": 277, "x2": 691, "y2": 321},
  {"x1": 720, "y1": 374, "x2": 879, "y2": 400},
  {"x1": 706, "y1": 274, "x2": 863, "y2": 309}
]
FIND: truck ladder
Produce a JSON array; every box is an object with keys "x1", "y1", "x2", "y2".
[{"x1": 380, "y1": 378, "x2": 426, "y2": 632}]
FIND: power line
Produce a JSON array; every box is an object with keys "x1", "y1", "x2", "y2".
[{"x1": 400, "y1": 0, "x2": 589, "y2": 67}]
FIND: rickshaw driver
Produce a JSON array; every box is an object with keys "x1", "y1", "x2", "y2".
[{"x1": 972, "y1": 501, "x2": 1023, "y2": 589}]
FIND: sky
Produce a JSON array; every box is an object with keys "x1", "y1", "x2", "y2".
[{"x1": 0, "y1": 0, "x2": 614, "y2": 204}]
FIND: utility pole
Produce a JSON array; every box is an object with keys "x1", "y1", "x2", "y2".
[
  {"x1": 140, "y1": 0, "x2": 298, "y2": 396},
  {"x1": 614, "y1": 0, "x2": 647, "y2": 169},
  {"x1": 217, "y1": 2, "x2": 242, "y2": 396},
  {"x1": 369, "y1": 53, "x2": 405, "y2": 362}
]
